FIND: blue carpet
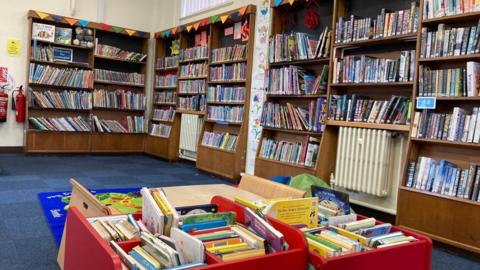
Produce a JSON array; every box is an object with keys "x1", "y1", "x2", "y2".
[{"x1": 0, "y1": 153, "x2": 479, "y2": 270}]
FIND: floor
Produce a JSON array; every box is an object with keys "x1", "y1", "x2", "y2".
[{"x1": 0, "y1": 153, "x2": 478, "y2": 270}]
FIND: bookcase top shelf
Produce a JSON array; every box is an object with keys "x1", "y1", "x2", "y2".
[
  {"x1": 326, "y1": 120, "x2": 410, "y2": 131},
  {"x1": 269, "y1": 58, "x2": 329, "y2": 67},
  {"x1": 30, "y1": 59, "x2": 92, "y2": 69},
  {"x1": 33, "y1": 39, "x2": 93, "y2": 50},
  {"x1": 330, "y1": 82, "x2": 414, "y2": 88},
  {"x1": 410, "y1": 138, "x2": 480, "y2": 149},
  {"x1": 94, "y1": 55, "x2": 147, "y2": 65},
  {"x1": 400, "y1": 186, "x2": 480, "y2": 206},
  {"x1": 29, "y1": 83, "x2": 94, "y2": 91},
  {"x1": 422, "y1": 11, "x2": 480, "y2": 25},
  {"x1": 333, "y1": 33, "x2": 417, "y2": 49},
  {"x1": 93, "y1": 80, "x2": 145, "y2": 88},
  {"x1": 418, "y1": 54, "x2": 480, "y2": 63}
]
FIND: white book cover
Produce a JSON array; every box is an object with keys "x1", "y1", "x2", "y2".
[
  {"x1": 171, "y1": 227, "x2": 204, "y2": 265},
  {"x1": 141, "y1": 187, "x2": 164, "y2": 235},
  {"x1": 32, "y1": 22, "x2": 55, "y2": 42},
  {"x1": 467, "y1": 108, "x2": 478, "y2": 142}
]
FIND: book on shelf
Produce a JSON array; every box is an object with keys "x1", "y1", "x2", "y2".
[
  {"x1": 211, "y1": 44, "x2": 247, "y2": 63},
  {"x1": 269, "y1": 28, "x2": 331, "y2": 63},
  {"x1": 335, "y1": 2, "x2": 419, "y2": 43},
  {"x1": 29, "y1": 63, "x2": 94, "y2": 88},
  {"x1": 92, "y1": 115, "x2": 145, "y2": 133},
  {"x1": 418, "y1": 63, "x2": 480, "y2": 97},
  {"x1": 87, "y1": 215, "x2": 140, "y2": 242},
  {"x1": 259, "y1": 136, "x2": 320, "y2": 168},
  {"x1": 209, "y1": 63, "x2": 246, "y2": 81},
  {"x1": 155, "y1": 91, "x2": 177, "y2": 104},
  {"x1": 207, "y1": 105, "x2": 244, "y2": 123},
  {"x1": 152, "y1": 107, "x2": 175, "y2": 122},
  {"x1": 32, "y1": 22, "x2": 55, "y2": 43},
  {"x1": 155, "y1": 74, "x2": 178, "y2": 88},
  {"x1": 267, "y1": 65, "x2": 328, "y2": 96},
  {"x1": 179, "y1": 80, "x2": 206, "y2": 94},
  {"x1": 207, "y1": 86, "x2": 245, "y2": 102},
  {"x1": 423, "y1": 0, "x2": 480, "y2": 20},
  {"x1": 150, "y1": 123, "x2": 172, "y2": 138},
  {"x1": 201, "y1": 131, "x2": 238, "y2": 151},
  {"x1": 55, "y1": 27, "x2": 72, "y2": 45},
  {"x1": 180, "y1": 63, "x2": 208, "y2": 78},
  {"x1": 29, "y1": 116, "x2": 91, "y2": 132},
  {"x1": 95, "y1": 41, "x2": 147, "y2": 62},
  {"x1": 93, "y1": 89, "x2": 145, "y2": 110},
  {"x1": 180, "y1": 46, "x2": 208, "y2": 61},
  {"x1": 156, "y1": 56, "x2": 179, "y2": 69},
  {"x1": 29, "y1": 89, "x2": 92, "y2": 110},
  {"x1": 411, "y1": 107, "x2": 480, "y2": 143},
  {"x1": 406, "y1": 156, "x2": 480, "y2": 202},
  {"x1": 420, "y1": 21, "x2": 480, "y2": 58},
  {"x1": 178, "y1": 95, "x2": 206, "y2": 112},
  {"x1": 261, "y1": 98, "x2": 327, "y2": 132},
  {"x1": 333, "y1": 50, "x2": 416, "y2": 83},
  {"x1": 328, "y1": 95, "x2": 412, "y2": 125},
  {"x1": 94, "y1": 69, "x2": 145, "y2": 86}
]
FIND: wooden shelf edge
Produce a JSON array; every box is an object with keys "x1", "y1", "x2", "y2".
[
  {"x1": 199, "y1": 144, "x2": 236, "y2": 154},
  {"x1": 418, "y1": 54, "x2": 480, "y2": 62},
  {"x1": 256, "y1": 157, "x2": 316, "y2": 171},
  {"x1": 210, "y1": 59, "x2": 247, "y2": 65},
  {"x1": 330, "y1": 82, "x2": 414, "y2": 87},
  {"x1": 268, "y1": 58, "x2": 329, "y2": 67},
  {"x1": 94, "y1": 80, "x2": 145, "y2": 87},
  {"x1": 399, "y1": 186, "x2": 480, "y2": 206},
  {"x1": 261, "y1": 126, "x2": 323, "y2": 136},
  {"x1": 175, "y1": 110, "x2": 206, "y2": 115},
  {"x1": 410, "y1": 138, "x2": 480, "y2": 148},
  {"x1": 334, "y1": 33, "x2": 417, "y2": 48},
  {"x1": 94, "y1": 54, "x2": 146, "y2": 64},
  {"x1": 422, "y1": 11, "x2": 480, "y2": 25},
  {"x1": 326, "y1": 120, "x2": 410, "y2": 131}
]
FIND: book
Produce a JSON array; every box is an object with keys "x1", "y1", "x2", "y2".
[
  {"x1": 30, "y1": 89, "x2": 92, "y2": 110},
  {"x1": 176, "y1": 204, "x2": 218, "y2": 216},
  {"x1": 32, "y1": 22, "x2": 55, "y2": 42},
  {"x1": 150, "y1": 123, "x2": 171, "y2": 138},
  {"x1": 207, "y1": 105, "x2": 244, "y2": 123},
  {"x1": 94, "y1": 68, "x2": 145, "y2": 85},
  {"x1": 93, "y1": 89, "x2": 146, "y2": 110},
  {"x1": 201, "y1": 131, "x2": 238, "y2": 151},
  {"x1": 211, "y1": 44, "x2": 247, "y2": 63},
  {"x1": 171, "y1": 227, "x2": 205, "y2": 265},
  {"x1": 259, "y1": 136, "x2": 320, "y2": 167},
  {"x1": 28, "y1": 116, "x2": 91, "y2": 132},
  {"x1": 244, "y1": 207, "x2": 285, "y2": 252},
  {"x1": 262, "y1": 197, "x2": 319, "y2": 228},
  {"x1": 54, "y1": 27, "x2": 72, "y2": 44},
  {"x1": 311, "y1": 186, "x2": 350, "y2": 216},
  {"x1": 207, "y1": 86, "x2": 245, "y2": 102},
  {"x1": 96, "y1": 43, "x2": 147, "y2": 62},
  {"x1": 209, "y1": 63, "x2": 246, "y2": 81}
]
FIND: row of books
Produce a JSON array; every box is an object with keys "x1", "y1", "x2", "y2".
[
  {"x1": 406, "y1": 157, "x2": 480, "y2": 202},
  {"x1": 211, "y1": 44, "x2": 247, "y2": 63},
  {"x1": 93, "y1": 89, "x2": 145, "y2": 110},
  {"x1": 95, "y1": 69, "x2": 145, "y2": 86},
  {"x1": 269, "y1": 28, "x2": 331, "y2": 63},
  {"x1": 29, "y1": 64, "x2": 94, "y2": 89},
  {"x1": 155, "y1": 74, "x2": 177, "y2": 88},
  {"x1": 92, "y1": 115, "x2": 145, "y2": 133},
  {"x1": 30, "y1": 90, "x2": 91, "y2": 110},
  {"x1": 178, "y1": 95, "x2": 206, "y2": 111},
  {"x1": 260, "y1": 99, "x2": 327, "y2": 132},
  {"x1": 259, "y1": 136, "x2": 320, "y2": 168},
  {"x1": 95, "y1": 43, "x2": 147, "y2": 62},
  {"x1": 418, "y1": 63, "x2": 480, "y2": 97},
  {"x1": 152, "y1": 107, "x2": 175, "y2": 122},
  {"x1": 411, "y1": 107, "x2": 480, "y2": 143},
  {"x1": 201, "y1": 131, "x2": 238, "y2": 151},
  {"x1": 179, "y1": 80, "x2": 206, "y2": 94},
  {"x1": 210, "y1": 63, "x2": 246, "y2": 82},
  {"x1": 207, "y1": 86, "x2": 245, "y2": 102},
  {"x1": 333, "y1": 51, "x2": 415, "y2": 83},
  {"x1": 156, "y1": 56, "x2": 179, "y2": 69},
  {"x1": 423, "y1": 0, "x2": 480, "y2": 19},
  {"x1": 420, "y1": 23, "x2": 480, "y2": 58},
  {"x1": 180, "y1": 46, "x2": 208, "y2": 61},
  {"x1": 29, "y1": 116, "x2": 91, "y2": 132},
  {"x1": 31, "y1": 44, "x2": 56, "y2": 62},
  {"x1": 180, "y1": 63, "x2": 208, "y2": 78},
  {"x1": 88, "y1": 215, "x2": 140, "y2": 243},
  {"x1": 149, "y1": 123, "x2": 171, "y2": 138},
  {"x1": 328, "y1": 95, "x2": 412, "y2": 125},
  {"x1": 335, "y1": 2, "x2": 419, "y2": 43},
  {"x1": 207, "y1": 105, "x2": 244, "y2": 123},
  {"x1": 266, "y1": 65, "x2": 328, "y2": 96},
  {"x1": 155, "y1": 91, "x2": 176, "y2": 104}
]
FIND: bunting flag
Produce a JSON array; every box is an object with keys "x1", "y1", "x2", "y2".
[
  {"x1": 155, "y1": 32, "x2": 160, "y2": 38},
  {"x1": 186, "y1": 25, "x2": 193, "y2": 32},
  {"x1": 238, "y1": 6, "x2": 247, "y2": 16},
  {"x1": 193, "y1": 22, "x2": 201, "y2": 31},
  {"x1": 165, "y1": 30, "x2": 171, "y2": 37},
  {"x1": 160, "y1": 32, "x2": 165, "y2": 38},
  {"x1": 200, "y1": 18, "x2": 209, "y2": 27},
  {"x1": 274, "y1": 0, "x2": 283, "y2": 6},
  {"x1": 78, "y1": 19, "x2": 90, "y2": 27},
  {"x1": 138, "y1": 32, "x2": 147, "y2": 38},
  {"x1": 52, "y1": 15, "x2": 64, "y2": 22},
  {"x1": 288, "y1": 0, "x2": 295, "y2": 5},
  {"x1": 112, "y1": 26, "x2": 123, "y2": 33},
  {"x1": 230, "y1": 12, "x2": 240, "y2": 21},
  {"x1": 100, "y1": 23, "x2": 111, "y2": 31},
  {"x1": 172, "y1": 26, "x2": 178, "y2": 35},
  {"x1": 178, "y1": 25, "x2": 185, "y2": 33},
  {"x1": 64, "y1": 18, "x2": 77, "y2": 26},
  {"x1": 125, "y1": 29, "x2": 136, "y2": 36},
  {"x1": 210, "y1": 15, "x2": 219, "y2": 24},
  {"x1": 36, "y1": 11, "x2": 49, "y2": 19},
  {"x1": 220, "y1": 14, "x2": 229, "y2": 24}
]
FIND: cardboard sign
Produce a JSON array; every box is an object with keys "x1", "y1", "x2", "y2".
[{"x1": 416, "y1": 97, "x2": 436, "y2": 109}]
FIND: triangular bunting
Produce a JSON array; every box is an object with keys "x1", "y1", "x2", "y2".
[
  {"x1": 155, "y1": 32, "x2": 160, "y2": 38},
  {"x1": 172, "y1": 26, "x2": 178, "y2": 35},
  {"x1": 65, "y1": 18, "x2": 77, "y2": 26},
  {"x1": 125, "y1": 29, "x2": 136, "y2": 36},
  {"x1": 238, "y1": 6, "x2": 247, "y2": 16},
  {"x1": 160, "y1": 32, "x2": 165, "y2": 38},
  {"x1": 36, "y1": 11, "x2": 49, "y2": 19},
  {"x1": 274, "y1": 0, "x2": 283, "y2": 6},
  {"x1": 100, "y1": 23, "x2": 111, "y2": 30},
  {"x1": 193, "y1": 22, "x2": 201, "y2": 31},
  {"x1": 78, "y1": 19, "x2": 90, "y2": 27},
  {"x1": 186, "y1": 25, "x2": 193, "y2": 32},
  {"x1": 165, "y1": 30, "x2": 171, "y2": 37},
  {"x1": 288, "y1": 0, "x2": 295, "y2": 5},
  {"x1": 112, "y1": 26, "x2": 123, "y2": 33},
  {"x1": 210, "y1": 15, "x2": 219, "y2": 24},
  {"x1": 230, "y1": 12, "x2": 240, "y2": 21},
  {"x1": 52, "y1": 15, "x2": 64, "y2": 22},
  {"x1": 200, "y1": 18, "x2": 209, "y2": 26},
  {"x1": 220, "y1": 15, "x2": 229, "y2": 24}
]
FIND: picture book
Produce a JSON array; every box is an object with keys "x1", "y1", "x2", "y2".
[
  {"x1": 181, "y1": 212, "x2": 236, "y2": 225},
  {"x1": 182, "y1": 219, "x2": 228, "y2": 233},
  {"x1": 175, "y1": 204, "x2": 218, "y2": 216},
  {"x1": 311, "y1": 185, "x2": 350, "y2": 215},
  {"x1": 32, "y1": 23, "x2": 55, "y2": 42},
  {"x1": 244, "y1": 207, "x2": 285, "y2": 252},
  {"x1": 54, "y1": 27, "x2": 72, "y2": 44},
  {"x1": 141, "y1": 187, "x2": 165, "y2": 235},
  {"x1": 171, "y1": 227, "x2": 205, "y2": 265},
  {"x1": 262, "y1": 197, "x2": 319, "y2": 228}
]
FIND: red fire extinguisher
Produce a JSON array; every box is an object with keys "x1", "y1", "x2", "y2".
[
  {"x1": 0, "y1": 90, "x2": 7, "y2": 122},
  {"x1": 12, "y1": 86, "x2": 25, "y2": 122}
]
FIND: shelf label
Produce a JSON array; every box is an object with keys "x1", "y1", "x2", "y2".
[{"x1": 416, "y1": 97, "x2": 436, "y2": 109}]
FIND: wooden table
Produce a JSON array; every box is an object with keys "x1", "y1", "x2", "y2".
[{"x1": 161, "y1": 184, "x2": 264, "y2": 207}]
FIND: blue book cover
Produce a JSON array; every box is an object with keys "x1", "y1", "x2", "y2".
[
  {"x1": 129, "y1": 250, "x2": 157, "y2": 270},
  {"x1": 311, "y1": 185, "x2": 350, "y2": 215},
  {"x1": 166, "y1": 262, "x2": 206, "y2": 270},
  {"x1": 181, "y1": 219, "x2": 227, "y2": 233}
]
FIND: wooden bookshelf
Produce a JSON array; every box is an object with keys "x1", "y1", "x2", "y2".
[
  {"x1": 25, "y1": 10, "x2": 149, "y2": 153},
  {"x1": 396, "y1": 1, "x2": 480, "y2": 253},
  {"x1": 326, "y1": 120, "x2": 411, "y2": 131}
]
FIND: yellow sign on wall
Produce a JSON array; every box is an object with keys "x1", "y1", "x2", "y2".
[{"x1": 7, "y1": 39, "x2": 20, "y2": 56}]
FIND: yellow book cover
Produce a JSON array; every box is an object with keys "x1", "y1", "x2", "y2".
[
  {"x1": 234, "y1": 197, "x2": 262, "y2": 211},
  {"x1": 152, "y1": 191, "x2": 173, "y2": 235},
  {"x1": 220, "y1": 133, "x2": 229, "y2": 148},
  {"x1": 207, "y1": 242, "x2": 249, "y2": 254},
  {"x1": 221, "y1": 248, "x2": 265, "y2": 261},
  {"x1": 307, "y1": 238, "x2": 333, "y2": 257},
  {"x1": 263, "y1": 197, "x2": 319, "y2": 228},
  {"x1": 329, "y1": 226, "x2": 368, "y2": 245}
]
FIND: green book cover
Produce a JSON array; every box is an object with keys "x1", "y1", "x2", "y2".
[{"x1": 182, "y1": 212, "x2": 236, "y2": 226}]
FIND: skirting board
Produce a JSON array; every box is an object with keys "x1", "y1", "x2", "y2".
[{"x1": 0, "y1": 146, "x2": 23, "y2": 153}]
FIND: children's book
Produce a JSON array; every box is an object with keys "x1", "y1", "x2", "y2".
[
  {"x1": 54, "y1": 27, "x2": 72, "y2": 44},
  {"x1": 262, "y1": 197, "x2": 319, "y2": 228},
  {"x1": 311, "y1": 185, "x2": 350, "y2": 215},
  {"x1": 244, "y1": 207, "x2": 285, "y2": 252},
  {"x1": 32, "y1": 23, "x2": 55, "y2": 42},
  {"x1": 182, "y1": 212, "x2": 236, "y2": 225},
  {"x1": 171, "y1": 227, "x2": 205, "y2": 265},
  {"x1": 175, "y1": 204, "x2": 218, "y2": 216}
]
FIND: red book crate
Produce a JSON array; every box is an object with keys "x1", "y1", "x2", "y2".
[
  {"x1": 64, "y1": 195, "x2": 309, "y2": 270},
  {"x1": 307, "y1": 215, "x2": 432, "y2": 270}
]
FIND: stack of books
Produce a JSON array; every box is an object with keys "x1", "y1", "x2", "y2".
[
  {"x1": 259, "y1": 136, "x2": 320, "y2": 167},
  {"x1": 92, "y1": 115, "x2": 145, "y2": 133},
  {"x1": 418, "y1": 62, "x2": 480, "y2": 97},
  {"x1": 423, "y1": 0, "x2": 480, "y2": 20},
  {"x1": 201, "y1": 131, "x2": 238, "y2": 151},
  {"x1": 180, "y1": 46, "x2": 208, "y2": 61},
  {"x1": 31, "y1": 44, "x2": 55, "y2": 62},
  {"x1": 88, "y1": 214, "x2": 140, "y2": 242},
  {"x1": 29, "y1": 116, "x2": 91, "y2": 132},
  {"x1": 406, "y1": 156, "x2": 480, "y2": 202},
  {"x1": 152, "y1": 107, "x2": 175, "y2": 122},
  {"x1": 267, "y1": 65, "x2": 329, "y2": 95},
  {"x1": 150, "y1": 123, "x2": 172, "y2": 138},
  {"x1": 211, "y1": 44, "x2": 247, "y2": 63},
  {"x1": 411, "y1": 107, "x2": 480, "y2": 143},
  {"x1": 207, "y1": 105, "x2": 244, "y2": 123},
  {"x1": 93, "y1": 89, "x2": 145, "y2": 110},
  {"x1": 269, "y1": 28, "x2": 331, "y2": 63},
  {"x1": 333, "y1": 50, "x2": 416, "y2": 83},
  {"x1": 155, "y1": 91, "x2": 176, "y2": 104},
  {"x1": 207, "y1": 86, "x2": 245, "y2": 102},
  {"x1": 179, "y1": 80, "x2": 206, "y2": 94},
  {"x1": 156, "y1": 56, "x2": 179, "y2": 69},
  {"x1": 328, "y1": 95, "x2": 412, "y2": 125},
  {"x1": 178, "y1": 95, "x2": 206, "y2": 111},
  {"x1": 29, "y1": 64, "x2": 94, "y2": 88},
  {"x1": 30, "y1": 90, "x2": 91, "y2": 110},
  {"x1": 180, "y1": 63, "x2": 208, "y2": 78},
  {"x1": 155, "y1": 74, "x2": 178, "y2": 88},
  {"x1": 95, "y1": 43, "x2": 147, "y2": 62},
  {"x1": 95, "y1": 69, "x2": 145, "y2": 86},
  {"x1": 210, "y1": 63, "x2": 247, "y2": 82},
  {"x1": 335, "y1": 2, "x2": 419, "y2": 43}
]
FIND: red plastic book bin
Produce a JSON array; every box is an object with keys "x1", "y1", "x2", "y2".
[
  {"x1": 307, "y1": 215, "x2": 432, "y2": 270},
  {"x1": 64, "y1": 195, "x2": 309, "y2": 270}
]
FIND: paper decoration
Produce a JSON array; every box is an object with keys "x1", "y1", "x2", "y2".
[
  {"x1": 100, "y1": 23, "x2": 111, "y2": 31},
  {"x1": 241, "y1": 20, "x2": 250, "y2": 42},
  {"x1": 160, "y1": 32, "x2": 165, "y2": 38},
  {"x1": 36, "y1": 11, "x2": 49, "y2": 19},
  {"x1": 111, "y1": 26, "x2": 122, "y2": 33},
  {"x1": 288, "y1": 0, "x2": 295, "y2": 5},
  {"x1": 165, "y1": 30, "x2": 171, "y2": 37},
  {"x1": 200, "y1": 18, "x2": 209, "y2": 27},
  {"x1": 234, "y1": 21, "x2": 242, "y2": 40},
  {"x1": 64, "y1": 18, "x2": 77, "y2": 26},
  {"x1": 210, "y1": 15, "x2": 219, "y2": 24},
  {"x1": 274, "y1": 0, "x2": 283, "y2": 6},
  {"x1": 193, "y1": 22, "x2": 201, "y2": 31},
  {"x1": 171, "y1": 39, "x2": 180, "y2": 55},
  {"x1": 125, "y1": 29, "x2": 136, "y2": 36},
  {"x1": 224, "y1": 26, "x2": 233, "y2": 36},
  {"x1": 238, "y1": 6, "x2": 247, "y2": 16},
  {"x1": 304, "y1": 7, "x2": 320, "y2": 30},
  {"x1": 78, "y1": 19, "x2": 90, "y2": 27},
  {"x1": 52, "y1": 15, "x2": 64, "y2": 22},
  {"x1": 178, "y1": 25, "x2": 186, "y2": 33},
  {"x1": 172, "y1": 26, "x2": 178, "y2": 35},
  {"x1": 230, "y1": 12, "x2": 240, "y2": 21},
  {"x1": 6, "y1": 39, "x2": 20, "y2": 56},
  {"x1": 186, "y1": 25, "x2": 193, "y2": 32},
  {"x1": 220, "y1": 15, "x2": 229, "y2": 24}
]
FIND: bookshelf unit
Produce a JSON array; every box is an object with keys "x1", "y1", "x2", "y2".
[
  {"x1": 144, "y1": 33, "x2": 181, "y2": 161},
  {"x1": 397, "y1": 2, "x2": 480, "y2": 253},
  {"x1": 196, "y1": 5, "x2": 256, "y2": 181},
  {"x1": 254, "y1": 0, "x2": 334, "y2": 179},
  {"x1": 25, "y1": 10, "x2": 149, "y2": 153}
]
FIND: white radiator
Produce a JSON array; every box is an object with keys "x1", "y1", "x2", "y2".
[
  {"x1": 334, "y1": 127, "x2": 406, "y2": 214},
  {"x1": 179, "y1": 114, "x2": 203, "y2": 161}
]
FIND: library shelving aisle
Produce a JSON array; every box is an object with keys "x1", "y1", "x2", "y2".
[
  {"x1": 196, "y1": 5, "x2": 256, "y2": 181},
  {"x1": 144, "y1": 32, "x2": 181, "y2": 161},
  {"x1": 25, "y1": 10, "x2": 149, "y2": 153},
  {"x1": 397, "y1": 1, "x2": 480, "y2": 253},
  {"x1": 254, "y1": 0, "x2": 333, "y2": 179}
]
